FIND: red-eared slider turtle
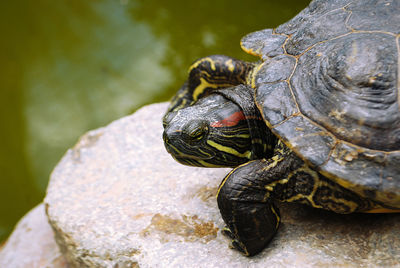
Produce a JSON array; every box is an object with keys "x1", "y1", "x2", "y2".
[{"x1": 162, "y1": 0, "x2": 400, "y2": 256}]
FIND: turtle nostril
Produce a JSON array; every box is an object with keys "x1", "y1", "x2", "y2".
[
  {"x1": 163, "y1": 131, "x2": 170, "y2": 143},
  {"x1": 163, "y1": 111, "x2": 178, "y2": 128}
]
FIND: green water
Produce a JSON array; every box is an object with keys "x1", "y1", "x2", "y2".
[{"x1": 0, "y1": 0, "x2": 309, "y2": 242}]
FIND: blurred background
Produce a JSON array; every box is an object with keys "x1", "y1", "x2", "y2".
[{"x1": 0, "y1": 0, "x2": 309, "y2": 243}]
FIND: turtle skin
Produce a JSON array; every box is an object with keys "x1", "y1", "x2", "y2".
[{"x1": 163, "y1": 0, "x2": 400, "y2": 256}]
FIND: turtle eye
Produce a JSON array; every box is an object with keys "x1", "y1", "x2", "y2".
[
  {"x1": 184, "y1": 120, "x2": 209, "y2": 142},
  {"x1": 189, "y1": 127, "x2": 208, "y2": 141}
]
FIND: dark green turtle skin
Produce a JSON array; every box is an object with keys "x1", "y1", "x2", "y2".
[{"x1": 163, "y1": 0, "x2": 400, "y2": 256}]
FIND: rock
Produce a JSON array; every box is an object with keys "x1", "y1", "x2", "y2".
[
  {"x1": 0, "y1": 204, "x2": 67, "y2": 268},
  {"x1": 45, "y1": 103, "x2": 400, "y2": 267}
]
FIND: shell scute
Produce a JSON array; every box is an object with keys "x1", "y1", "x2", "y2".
[
  {"x1": 284, "y1": 8, "x2": 351, "y2": 56},
  {"x1": 253, "y1": 55, "x2": 296, "y2": 87},
  {"x1": 319, "y1": 142, "x2": 400, "y2": 206},
  {"x1": 276, "y1": 0, "x2": 351, "y2": 36},
  {"x1": 346, "y1": 0, "x2": 400, "y2": 33},
  {"x1": 290, "y1": 33, "x2": 399, "y2": 151},
  {"x1": 272, "y1": 115, "x2": 335, "y2": 167},
  {"x1": 256, "y1": 82, "x2": 298, "y2": 126},
  {"x1": 240, "y1": 29, "x2": 287, "y2": 59}
]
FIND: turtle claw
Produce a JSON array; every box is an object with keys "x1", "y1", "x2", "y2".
[
  {"x1": 221, "y1": 226, "x2": 250, "y2": 256},
  {"x1": 221, "y1": 226, "x2": 235, "y2": 239},
  {"x1": 230, "y1": 240, "x2": 250, "y2": 256}
]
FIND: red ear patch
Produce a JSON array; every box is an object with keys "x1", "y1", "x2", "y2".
[{"x1": 210, "y1": 111, "x2": 246, "y2": 127}]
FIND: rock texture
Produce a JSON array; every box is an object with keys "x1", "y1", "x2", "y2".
[
  {"x1": 0, "y1": 204, "x2": 67, "y2": 268},
  {"x1": 44, "y1": 102, "x2": 400, "y2": 267}
]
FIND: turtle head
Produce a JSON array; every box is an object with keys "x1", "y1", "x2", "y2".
[
  {"x1": 163, "y1": 86, "x2": 275, "y2": 167},
  {"x1": 163, "y1": 94, "x2": 252, "y2": 167}
]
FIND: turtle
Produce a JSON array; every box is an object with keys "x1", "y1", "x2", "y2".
[{"x1": 162, "y1": 0, "x2": 400, "y2": 256}]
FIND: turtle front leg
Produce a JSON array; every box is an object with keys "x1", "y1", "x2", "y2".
[
  {"x1": 217, "y1": 141, "x2": 376, "y2": 256},
  {"x1": 217, "y1": 158, "x2": 285, "y2": 256},
  {"x1": 166, "y1": 55, "x2": 255, "y2": 113}
]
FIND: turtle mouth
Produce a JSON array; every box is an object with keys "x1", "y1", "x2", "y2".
[
  {"x1": 171, "y1": 155, "x2": 213, "y2": 167},
  {"x1": 163, "y1": 133, "x2": 215, "y2": 161},
  {"x1": 165, "y1": 143, "x2": 215, "y2": 161}
]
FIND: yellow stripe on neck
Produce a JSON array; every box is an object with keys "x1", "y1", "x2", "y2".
[
  {"x1": 192, "y1": 78, "x2": 219, "y2": 101},
  {"x1": 207, "y1": 140, "x2": 251, "y2": 158}
]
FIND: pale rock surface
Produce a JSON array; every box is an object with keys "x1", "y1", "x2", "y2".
[
  {"x1": 0, "y1": 204, "x2": 67, "y2": 268},
  {"x1": 43, "y1": 103, "x2": 400, "y2": 267}
]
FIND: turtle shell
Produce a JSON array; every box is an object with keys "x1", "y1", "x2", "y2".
[{"x1": 241, "y1": 0, "x2": 400, "y2": 206}]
